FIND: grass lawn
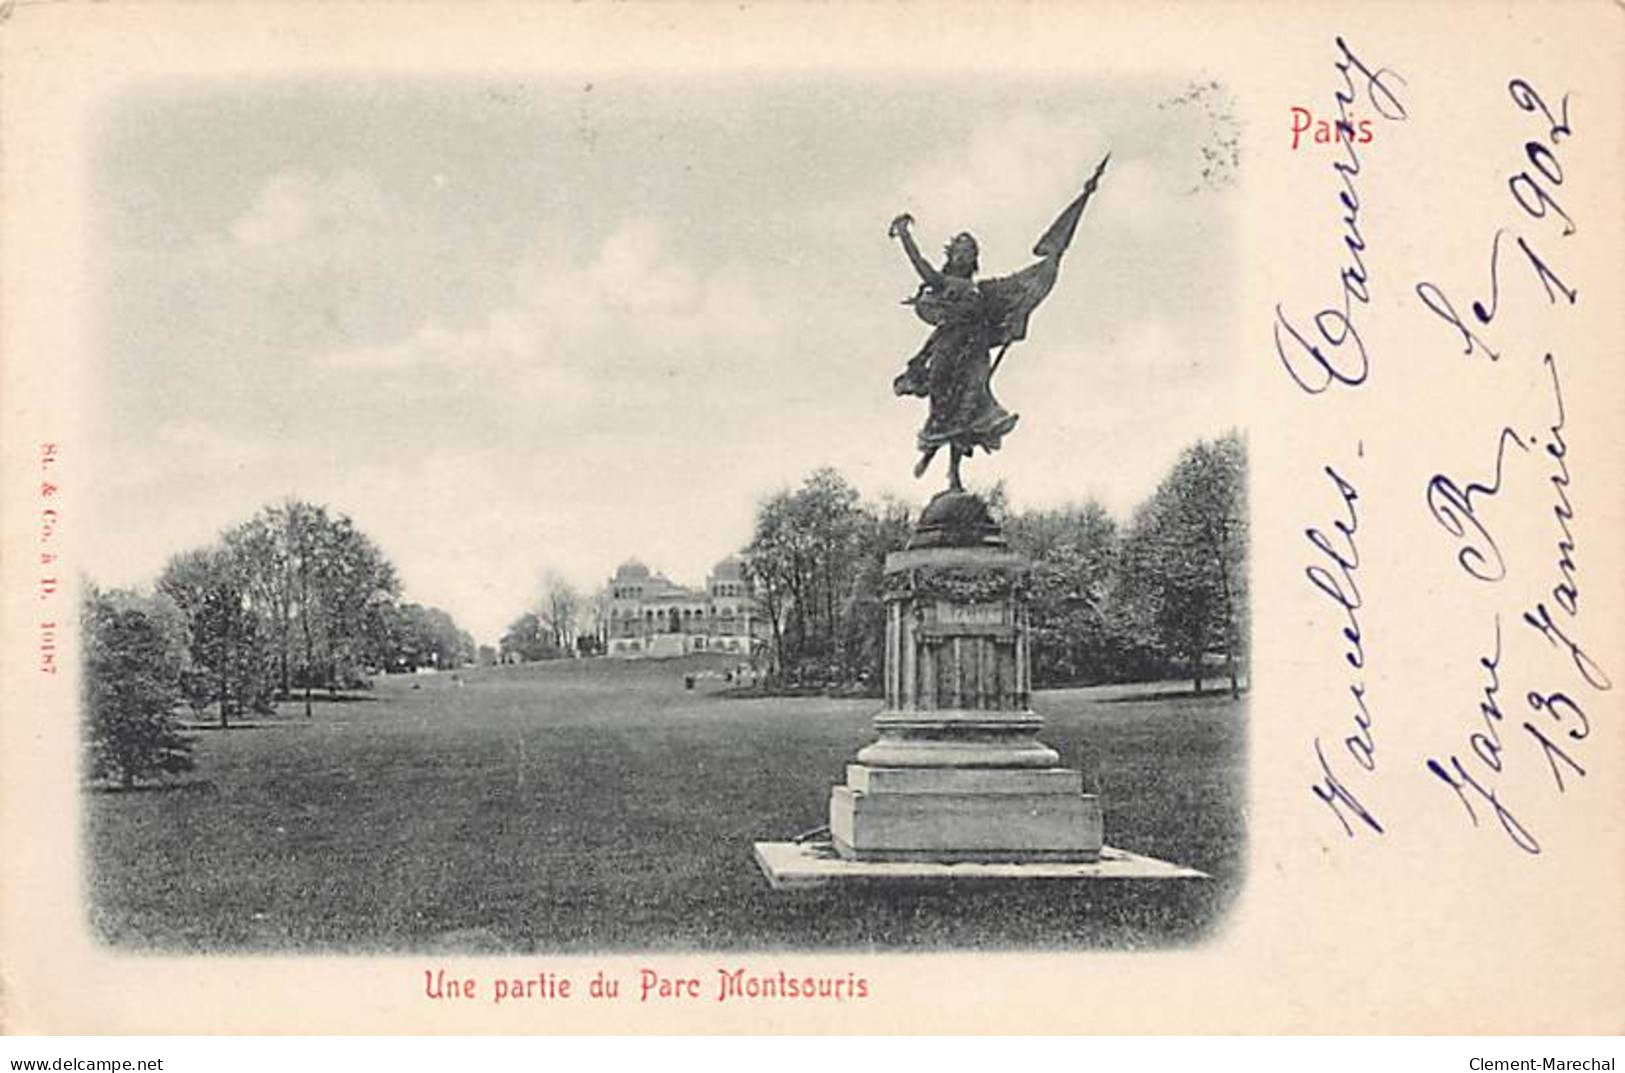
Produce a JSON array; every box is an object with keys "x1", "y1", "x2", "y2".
[{"x1": 85, "y1": 658, "x2": 1246, "y2": 952}]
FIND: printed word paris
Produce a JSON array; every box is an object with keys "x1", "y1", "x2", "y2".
[{"x1": 1290, "y1": 106, "x2": 1376, "y2": 150}]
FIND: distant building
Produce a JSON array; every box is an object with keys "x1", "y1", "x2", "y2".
[{"x1": 604, "y1": 556, "x2": 763, "y2": 659}]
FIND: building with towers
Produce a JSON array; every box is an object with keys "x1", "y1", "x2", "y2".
[{"x1": 602, "y1": 555, "x2": 763, "y2": 659}]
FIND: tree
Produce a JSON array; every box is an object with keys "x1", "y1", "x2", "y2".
[
  {"x1": 158, "y1": 546, "x2": 273, "y2": 727},
  {"x1": 576, "y1": 585, "x2": 609, "y2": 656},
  {"x1": 382, "y1": 603, "x2": 474, "y2": 671},
  {"x1": 288, "y1": 502, "x2": 326, "y2": 716},
  {"x1": 1118, "y1": 432, "x2": 1248, "y2": 694},
  {"x1": 150, "y1": 499, "x2": 412, "y2": 724},
  {"x1": 310, "y1": 513, "x2": 399, "y2": 691},
  {"x1": 792, "y1": 468, "x2": 864, "y2": 676},
  {"x1": 222, "y1": 500, "x2": 400, "y2": 713},
  {"x1": 537, "y1": 572, "x2": 580, "y2": 656},
  {"x1": 742, "y1": 490, "x2": 796, "y2": 681},
  {"x1": 744, "y1": 468, "x2": 867, "y2": 686},
  {"x1": 224, "y1": 506, "x2": 296, "y2": 701},
  {"x1": 82, "y1": 586, "x2": 195, "y2": 789},
  {"x1": 1006, "y1": 501, "x2": 1124, "y2": 686},
  {"x1": 499, "y1": 611, "x2": 557, "y2": 663},
  {"x1": 1205, "y1": 432, "x2": 1250, "y2": 696},
  {"x1": 840, "y1": 497, "x2": 914, "y2": 693}
]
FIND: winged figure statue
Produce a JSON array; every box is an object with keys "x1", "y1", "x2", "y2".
[{"x1": 889, "y1": 154, "x2": 1109, "y2": 492}]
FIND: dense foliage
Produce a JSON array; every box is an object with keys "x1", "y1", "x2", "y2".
[
  {"x1": 745, "y1": 433, "x2": 1248, "y2": 693},
  {"x1": 382, "y1": 602, "x2": 476, "y2": 673},
  {"x1": 743, "y1": 469, "x2": 911, "y2": 690},
  {"x1": 82, "y1": 586, "x2": 196, "y2": 788},
  {"x1": 155, "y1": 499, "x2": 470, "y2": 721}
]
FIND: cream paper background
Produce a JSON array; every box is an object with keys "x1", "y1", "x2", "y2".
[{"x1": 2, "y1": 0, "x2": 1621, "y2": 1035}]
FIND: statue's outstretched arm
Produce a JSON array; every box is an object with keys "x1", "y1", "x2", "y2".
[{"x1": 889, "y1": 213, "x2": 945, "y2": 290}]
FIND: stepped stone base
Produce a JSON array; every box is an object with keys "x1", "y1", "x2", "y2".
[{"x1": 830, "y1": 764, "x2": 1103, "y2": 862}]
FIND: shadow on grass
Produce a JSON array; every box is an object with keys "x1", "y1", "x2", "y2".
[
  {"x1": 176, "y1": 720, "x2": 314, "y2": 731},
  {"x1": 712, "y1": 687, "x2": 764, "y2": 701},
  {"x1": 1101, "y1": 685, "x2": 1249, "y2": 704},
  {"x1": 87, "y1": 779, "x2": 218, "y2": 796},
  {"x1": 715, "y1": 688, "x2": 881, "y2": 703}
]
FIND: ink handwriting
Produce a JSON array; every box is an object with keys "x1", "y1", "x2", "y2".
[
  {"x1": 1274, "y1": 39, "x2": 1408, "y2": 395},
  {"x1": 1307, "y1": 456, "x2": 1383, "y2": 838}
]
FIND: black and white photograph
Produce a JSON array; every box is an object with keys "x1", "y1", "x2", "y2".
[
  {"x1": 78, "y1": 68, "x2": 1245, "y2": 953},
  {"x1": 2, "y1": 1, "x2": 1622, "y2": 1043}
]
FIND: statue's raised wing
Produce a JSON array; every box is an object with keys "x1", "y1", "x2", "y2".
[{"x1": 983, "y1": 154, "x2": 1109, "y2": 350}]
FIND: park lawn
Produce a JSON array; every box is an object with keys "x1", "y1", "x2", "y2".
[{"x1": 85, "y1": 659, "x2": 1246, "y2": 952}]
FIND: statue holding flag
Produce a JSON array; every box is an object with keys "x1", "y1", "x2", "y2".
[
  {"x1": 889, "y1": 155, "x2": 1109, "y2": 498},
  {"x1": 768, "y1": 154, "x2": 1119, "y2": 870}
]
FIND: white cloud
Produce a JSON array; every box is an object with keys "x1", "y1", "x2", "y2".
[
  {"x1": 314, "y1": 217, "x2": 775, "y2": 419},
  {"x1": 890, "y1": 111, "x2": 1113, "y2": 258},
  {"x1": 228, "y1": 168, "x2": 386, "y2": 250},
  {"x1": 517, "y1": 217, "x2": 773, "y2": 360}
]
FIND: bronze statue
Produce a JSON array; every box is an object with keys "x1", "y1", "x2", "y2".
[{"x1": 889, "y1": 155, "x2": 1109, "y2": 494}]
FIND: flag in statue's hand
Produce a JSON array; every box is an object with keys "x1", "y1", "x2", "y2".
[{"x1": 986, "y1": 154, "x2": 1109, "y2": 373}]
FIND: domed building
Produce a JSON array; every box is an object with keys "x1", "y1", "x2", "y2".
[{"x1": 603, "y1": 555, "x2": 763, "y2": 659}]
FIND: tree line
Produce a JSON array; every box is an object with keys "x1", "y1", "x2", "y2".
[
  {"x1": 83, "y1": 437, "x2": 1244, "y2": 788},
  {"x1": 745, "y1": 431, "x2": 1248, "y2": 696},
  {"x1": 84, "y1": 499, "x2": 475, "y2": 787}
]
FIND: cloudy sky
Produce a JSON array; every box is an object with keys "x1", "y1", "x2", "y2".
[{"x1": 86, "y1": 75, "x2": 1241, "y2": 644}]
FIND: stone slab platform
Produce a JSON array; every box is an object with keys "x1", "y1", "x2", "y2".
[
  {"x1": 830, "y1": 784, "x2": 1102, "y2": 859},
  {"x1": 846, "y1": 764, "x2": 1083, "y2": 794},
  {"x1": 754, "y1": 840, "x2": 1208, "y2": 891}
]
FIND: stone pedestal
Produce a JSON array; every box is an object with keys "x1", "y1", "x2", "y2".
[{"x1": 828, "y1": 530, "x2": 1103, "y2": 863}]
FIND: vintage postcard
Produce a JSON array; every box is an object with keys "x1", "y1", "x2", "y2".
[{"x1": 1, "y1": 0, "x2": 1621, "y2": 1035}]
